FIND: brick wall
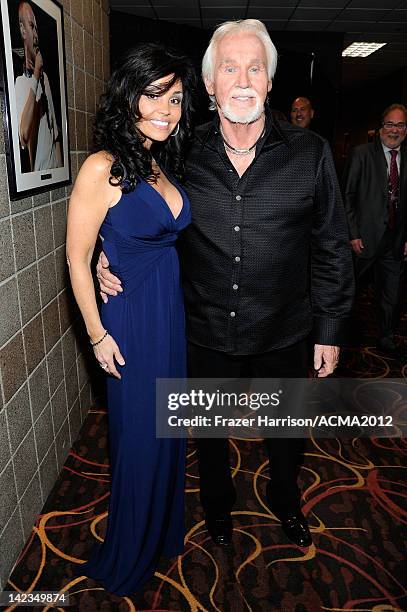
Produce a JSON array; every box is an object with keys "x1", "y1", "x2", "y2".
[{"x1": 0, "y1": 0, "x2": 109, "y2": 590}]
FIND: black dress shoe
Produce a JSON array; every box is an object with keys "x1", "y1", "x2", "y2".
[
  {"x1": 205, "y1": 514, "x2": 232, "y2": 546},
  {"x1": 279, "y1": 512, "x2": 312, "y2": 547}
]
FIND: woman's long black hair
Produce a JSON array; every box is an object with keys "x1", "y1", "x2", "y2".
[{"x1": 93, "y1": 43, "x2": 196, "y2": 191}]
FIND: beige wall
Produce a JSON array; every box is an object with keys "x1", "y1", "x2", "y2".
[{"x1": 0, "y1": 0, "x2": 109, "y2": 590}]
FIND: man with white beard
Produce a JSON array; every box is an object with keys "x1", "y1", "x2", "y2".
[{"x1": 97, "y1": 20, "x2": 354, "y2": 548}]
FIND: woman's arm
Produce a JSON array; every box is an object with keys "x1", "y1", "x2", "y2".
[{"x1": 66, "y1": 151, "x2": 125, "y2": 378}]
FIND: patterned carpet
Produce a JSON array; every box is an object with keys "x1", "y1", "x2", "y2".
[{"x1": 3, "y1": 282, "x2": 407, "y2": 612}]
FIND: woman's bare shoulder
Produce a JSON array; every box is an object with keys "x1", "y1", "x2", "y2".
[{"x1": 79, "y1": 150, "x2": 114, "y2": 182}]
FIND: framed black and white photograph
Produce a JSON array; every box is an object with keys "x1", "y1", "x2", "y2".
[{"x1": 0, "y1": 0, "x2": 70, "y2": 199}]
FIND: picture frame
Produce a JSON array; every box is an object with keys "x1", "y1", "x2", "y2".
[{"x1": 0, "y1": 0, "x2": 70, "y2": 200}]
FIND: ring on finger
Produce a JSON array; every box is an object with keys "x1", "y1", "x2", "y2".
[{"x1": 99, "y1": 362, "x2": 109, "y2": 370}]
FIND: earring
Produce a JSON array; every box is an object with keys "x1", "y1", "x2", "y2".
[{"x1": 171, "y1": 124, "x2": 180, "y2": 137}]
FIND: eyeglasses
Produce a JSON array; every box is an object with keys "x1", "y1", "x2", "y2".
[{"x1": 382, "y1": 121, "x2": 407, "y2": 130}]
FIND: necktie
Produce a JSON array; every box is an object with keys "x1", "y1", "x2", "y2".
[{"x1": 388, "y1": 150, "x2": 399, "y2": 230}]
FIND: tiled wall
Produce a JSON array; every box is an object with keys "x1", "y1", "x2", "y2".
[{"x1": 0, "y1": 0, "x2": 109, "y2": 590}]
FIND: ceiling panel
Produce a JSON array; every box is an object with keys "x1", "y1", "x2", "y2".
[
  {"x1": 200, "y1": 0, "x2": 247, "y2": 6},
  {"x1": 298, "y1": 0, "x2": 348, "y2": 6},
  {"x1": 347, "y1": 0, "x2": 401, "y2": 8},
  {"x1": 246, "y1": 7, "x2": 295, "y2": 18},
  {"x1": 113, "y1": 5, "x2": 156, "y2": 17},
  {"x1": 112, "y1": 0, "x2": 153, "y2": 4},
  {"x1": 110, "y1": 0, "x2": 407, "y2": 32},
  {"x1": 381, "y1": 9, "x2": 407, "y2": 21},
  {"x1": 201, "y1": 6, "x2": 246, "y2": 18},
  {"x1": 160, "y1": 17, "x2": 202, "y2": 25},
  {"x1": 292, "y1": 7, "x2": 342, "y2": 19},
  {"x1": 109, "y1": 0, "x2": 407, "y2": 89},
  {"x1": 329, "y1": 19, "x2": 407, "y2": 31},
  {"x1": 286, "y1": 20, "x2": 332, "y2": 29},
  {"x1": 155, "y1": 5, "x2": 201, "y2": 17},
  {"x1": 148, "y1": 0, "x2": 185, "y2": 4},
  {"x1": 340, "y1": 8, "x2": 389, "y2": 20},
  {"x1": 202, "y1": 17, "x2": 237, "y2": 27},
  {"x1": 368, "y1": 21, "x2": 407, "y2": 31},
  {"x1": 245, "y1": 0, "x2": 297, "y2": 6},
  {"x1": 327, "y1": 20, "x2": 377, "y2": 30},
  {"x1": 345, "y1": 31, "x2": 407, "y2": 41}
]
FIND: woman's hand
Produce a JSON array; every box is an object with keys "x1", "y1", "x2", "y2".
[{"x1": 92, "y1": 333, "x2": 126, "y2": 379}]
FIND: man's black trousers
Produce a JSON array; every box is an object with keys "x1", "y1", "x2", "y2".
[
  {"x1": 355, "y1": 228, "x2": 403, "y2": 341},
  {"x1": 187, "y1": 340, "x2": 309, "y2": 519}
]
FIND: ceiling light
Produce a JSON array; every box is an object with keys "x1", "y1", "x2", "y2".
[{"x1": 342, "y1": 42, "x2": 387, "y2": 57}]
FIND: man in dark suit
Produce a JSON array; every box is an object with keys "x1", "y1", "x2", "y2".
[{"x1": 343, "y1": 104, "x2": 407, "y2": 354}]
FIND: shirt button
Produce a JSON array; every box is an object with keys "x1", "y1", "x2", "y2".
[
  {"x1": 230, "y1": 311, "x2": 236, "y2": 317},
  {"x1": 235, "y1": 195, "x2": 242, "y2": 201},
  {"x1": 233, "y1": 284, "x2": 238, "y2": 290},
  {"x1": 234, "y1": 256, "x2": 241, "y2": 262},
  {"x1": 234, "y1": 226, "x2": 240, "y2": 232}
]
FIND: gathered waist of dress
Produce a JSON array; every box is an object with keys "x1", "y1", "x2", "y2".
[{"x1": 101, "y1": 237, "x2": 179, "y2": 298}]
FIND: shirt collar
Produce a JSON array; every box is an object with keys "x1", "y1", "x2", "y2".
[
  {"x1": 382, "y1": 142, "x2": 400, "y2": 156},
  {"x1": 199, "y1": 106, "x2": 288, "y2": 152}
]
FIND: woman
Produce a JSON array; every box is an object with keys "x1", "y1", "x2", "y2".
[{"x1": 66, "y1": 44, "x2": 195, "y2": 595}]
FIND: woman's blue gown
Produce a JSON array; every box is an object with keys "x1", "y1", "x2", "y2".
[{"x1": 76, "y1": 177, "x2": 191, "y2": 596}]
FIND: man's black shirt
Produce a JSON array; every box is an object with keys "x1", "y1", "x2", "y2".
[{"x1": 178, "y1": 112, "x2": 354, "y2": 355}]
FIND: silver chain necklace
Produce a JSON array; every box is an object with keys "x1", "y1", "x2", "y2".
[{"x1": 220, "y1": 124, "x2": 266, "y2": 156}]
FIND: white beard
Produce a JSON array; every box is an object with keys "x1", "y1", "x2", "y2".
[{"x1": 220, "y1": 96, "x2": 264, "y2": 124}]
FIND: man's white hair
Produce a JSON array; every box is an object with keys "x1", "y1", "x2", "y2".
[{"x1": 202, "y1": 19, "x2": 278, "y2": 111}]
